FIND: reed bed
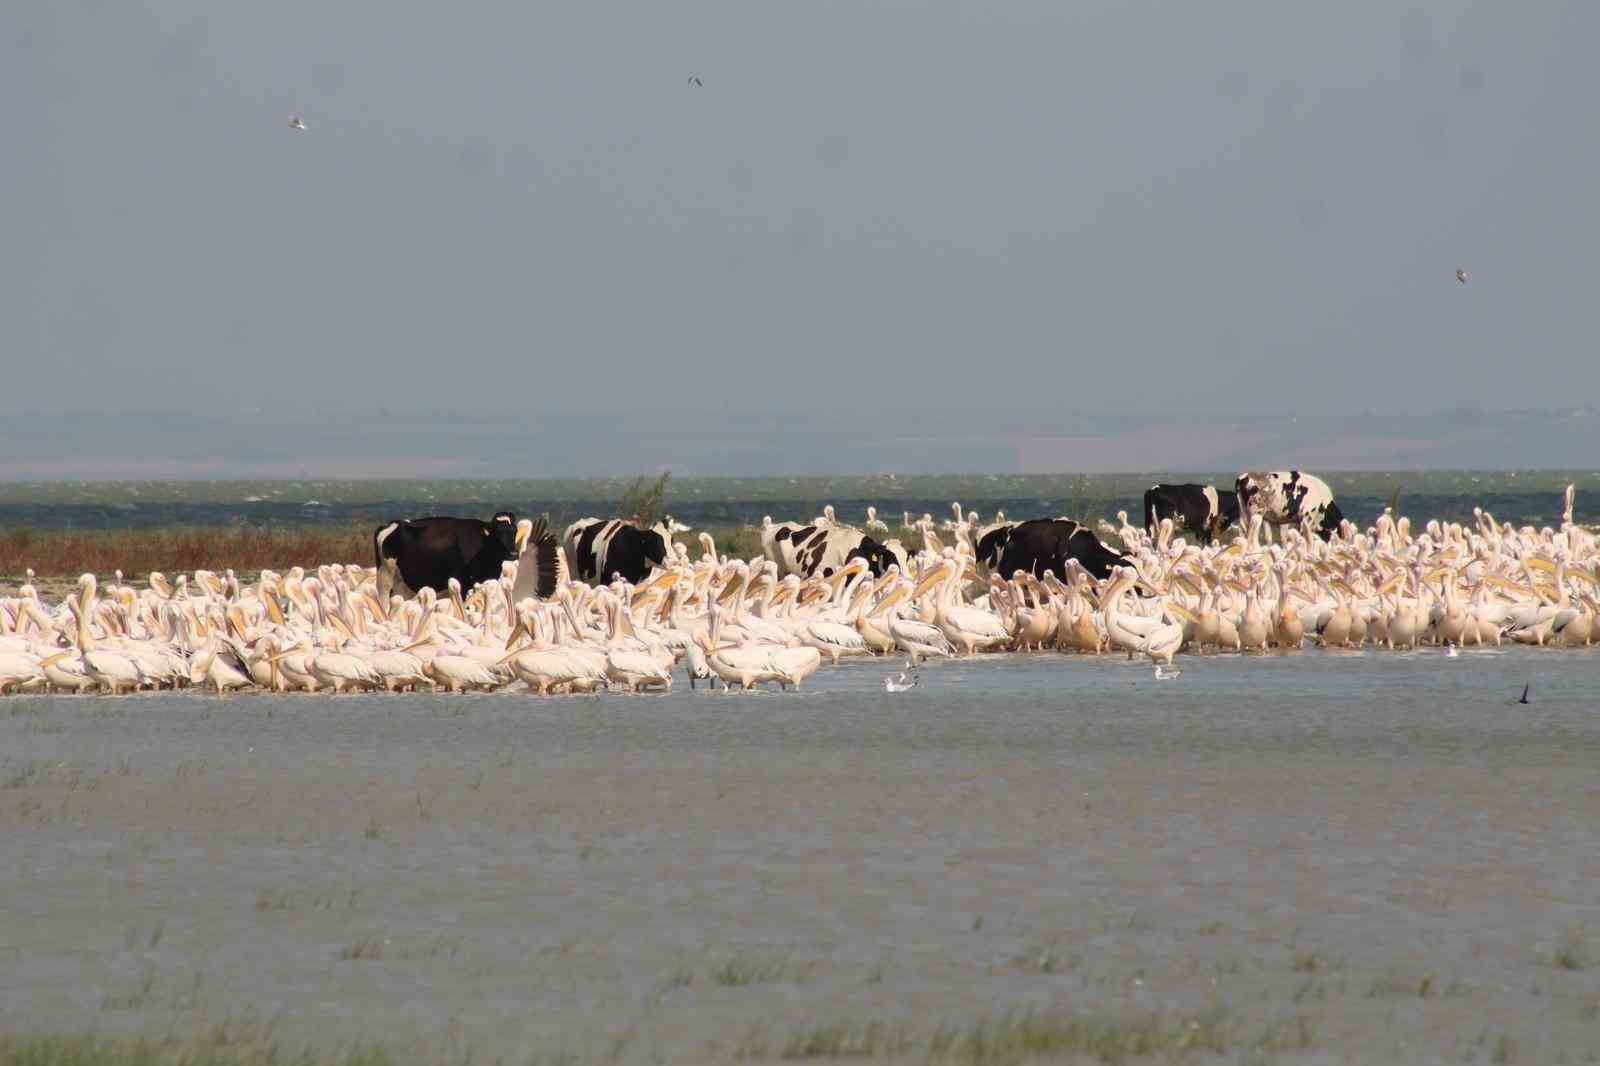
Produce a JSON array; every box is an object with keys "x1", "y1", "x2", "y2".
[
  {"x1": 0, "y1": 523, "x2": 778, "y2": 583},
  {"x1": 0, "y1": 525, "x2": 372, "y2": 583}
]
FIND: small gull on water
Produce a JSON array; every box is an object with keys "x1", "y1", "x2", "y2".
[{"x1": 884, "y1": 660, "x2": 918, "y2": 693}]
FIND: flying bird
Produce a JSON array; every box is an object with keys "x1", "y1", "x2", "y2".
[
  {"x1": 1456, "y1": 268, "x2": 1468, "y2": 284},
  {"x1": 1153, "y1": 665, "x2": 1182, "y2": 680},
  {"x1": 289, "y1": 116, "x2": 308, "y2": 131},
  {"x1": 687, "y1": 74, "x2": 703, "y2": 87},
  {"x1": 1445, "y1": 644, "x2": 1459, "y2": 658}
]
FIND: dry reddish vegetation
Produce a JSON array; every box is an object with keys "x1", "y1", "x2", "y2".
[{"x1": 0, "y1": 524, "x2": 372, "y2": 581}]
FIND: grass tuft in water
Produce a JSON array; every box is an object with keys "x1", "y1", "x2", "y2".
[
  {"x1": 712, "y1": 954, "x2": 795, "y2": 987},
  {"x1": 779, "y1": 1022, "x2": 911, "y2": 1060},
  {"x1": 338, "y1": 937, "x2": 385, "y2": 961},
  {"x1": 1554, "y1": 924, "x2": 1589, "y2": 971}
]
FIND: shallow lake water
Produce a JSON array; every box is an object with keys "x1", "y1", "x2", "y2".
[{"x1": 2, "y1": 648, "x2": 1598, "y2": 1063}]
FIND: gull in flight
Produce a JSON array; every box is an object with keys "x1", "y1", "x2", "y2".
[
  {"x1": 1445, "y1": 644, "x2": 1459, "y2": 658},
  {"x1": 884, "y1": 660, "x2": 919, "y2": 693},
  {"x1": 289, "y1": 116, "x2": 308, "y2": 131},
  {"x1": 1456, "y1": 268, "x2": 1468, "y2": 284},
  {"x1": 687, "y1": 74, "x2": 703, "y2": 87},
  {"x1": 1153, "y1": 664, "x2": 1182, "y2": 680}
]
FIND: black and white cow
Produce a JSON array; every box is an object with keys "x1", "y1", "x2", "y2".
[
  {"x1": 374, "y1": 512, "x2": 557, "y2": 599},
  {"x1": 976, "y1": 518, "x2": 1132, "y2": 581},
  {"x1": 766, "y1": 522, "x2": 900, "y2": 579},
  {"x1": 1234, "y1": 471, "x2": 1345, "y2": 541},
  {"x1": 563, "y1": 518, "x2": 675, "y2": 585},
  {"x1": 1142, "y1": 483, "x2": 1240, "y2": 542}
]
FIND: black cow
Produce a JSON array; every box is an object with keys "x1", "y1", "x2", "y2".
[
  {"x1": 1143, "y1": 483, "x2": 1239, "y2": 542},
  {"x1": 980, "y1": 518, "x2": 1131, "y2": 581},
  {"x1": 768, "y1": 523, "x2": 899, "y2": 578},
  {"x1": 974, "y1": 523, "x2": 1016, "y2": 569},
  {"x1": 1234, "y1": 470, "x2": 1344, "y2": 541},
  {"x1": 563, "y1": 518, "x2": 673, "y2": 584},
  {"x1": 374, "y1": 512, "x2": 556, "y2": 599}
]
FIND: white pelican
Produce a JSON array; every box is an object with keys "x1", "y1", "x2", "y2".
[
  {"x1": 864, "y1": 507, "x2": 890, "y2": 535},
  {"x1": 70, "y1": 576, "x2": 144, "y2": 693},
  {"x1": 926, "y1": 560, "x2": 1008, "y2": 655},
  {"x1": 769, "y1": 646, "x2": 823, "y2": 689},
  {"x1": 869, "y1": 579, "x2": 953, "y2": 665},
  {"x1": 424, "y1": 654, "x2": 502, "y2": 693},
  {"x1": 309, "y1": 650, "x2": 384, "y2": 693},
  {"x1": 0, "y1": 652, "x2": 45, "y2": 694},
  {"x1": 188, "y1": 642, "x2": 255, "y2": 694},
  {"x1": 704, "y1": 606, "x2": 785, "y2": 689}
]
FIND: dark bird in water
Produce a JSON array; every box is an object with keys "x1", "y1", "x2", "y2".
[
  {"x1": 687, "y1": 74, "x2": 703, "y2": 87},
  {"x1": 1456, "y1": 268, "x2": 1468, "y2": 284},
  {"x1": 1518, "y1": 683, "x2": 1530, "y2": 705}
]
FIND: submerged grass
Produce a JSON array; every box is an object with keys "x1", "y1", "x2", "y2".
[
  {"x1": 0, "y1": 1035, "x2": 398, "y2": 1066},
  {"x1": 0, "y1": 1007, "x2": 1319, "y2": 1066}
]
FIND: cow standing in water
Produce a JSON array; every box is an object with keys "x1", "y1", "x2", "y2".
[
  {"x1": 1234, "y1": 471, "x2": 1345, "y2": 541},
  {"x1": 975, "y1": 518, "x2": 1131, "y2": 581},
  {"x1": 1143, "y1": 484, "x2": 1240, "y2": 543},
  {"x1": 762, "y1": 520, "x2": 902, "y2": 578},
  {"x1": 374, "y1": 513, "x2": 558, "y2": 599},
  {"x1": 562, "y1": 518, "x2": 686, "y2": 585}
]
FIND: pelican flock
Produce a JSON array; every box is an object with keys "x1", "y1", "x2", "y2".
[{"x1": 0, "y1": 486, "x2": 1595, "y2": 696}]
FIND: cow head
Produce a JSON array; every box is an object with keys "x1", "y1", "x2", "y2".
[
  {"x1": 974, "y1": 525, "x2": 1015, "y2": 569},
  {"x1": 847, "y1": 537, "x2": 896, "y2": 578},
  {"x1": 1213, "y1": 490, "x2": 1241, "y2": 538},
  {"x1": 489, "y1": 512, "x2": 520, "y2": 557}
]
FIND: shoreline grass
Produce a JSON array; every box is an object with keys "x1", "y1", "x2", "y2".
[
  {"x1": 0, "y1": 525, "x2": 374, "y2": 583},
  {"x1": 0, "y1": 523, "x2": 781, "y2": 584}
]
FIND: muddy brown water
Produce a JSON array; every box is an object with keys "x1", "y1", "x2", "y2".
[{"x1": 2, "y1": 649, "x2": 1598, "y2": 1063}]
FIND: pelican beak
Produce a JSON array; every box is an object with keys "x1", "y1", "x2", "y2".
[
  {"x1": 39, "y1": 650, "x2": 73, "y2": 669},
  {"x1": 869, "y1": 586, "x2": 908, "y2": 618},
  {"x1": 911, "y1": 564, "x2": 950, "y2": 601},
  {"x1": 715, "y1": 576, "x2": 744, "y2": 607},
  {"x1": 1165, "y1": 602, "x2": 1197, "y2": 624},
  {"x1": 1524, "y1": 555, "x2": 1556, "y2": 575},
  {"x1": 514, "y1": 522, "x2": 532, "y2": 555},
  {"x1": 263, "y1": 591, "x2": 285, "y2": 628}
]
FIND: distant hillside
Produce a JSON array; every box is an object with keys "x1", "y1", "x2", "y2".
[{"x1": 2, "y1": 407, "x2": 1598, "y2": 480}]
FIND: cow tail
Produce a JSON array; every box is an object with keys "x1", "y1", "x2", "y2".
[{"x1": 374, "y1": 520, "x2": 400, "y2": 571}]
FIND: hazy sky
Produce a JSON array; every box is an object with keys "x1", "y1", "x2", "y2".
[{"x1": 9, "y1": 0, "x2": 1597, "y2": 418}]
